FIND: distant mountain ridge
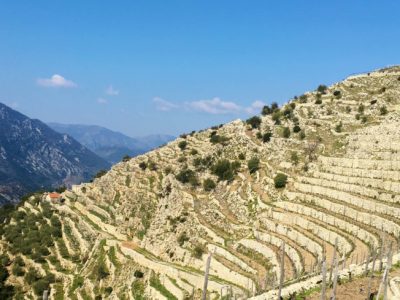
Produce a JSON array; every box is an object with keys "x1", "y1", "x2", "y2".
[
  {"x1": 0, "y1": 103, "x2": 110, "y2": 205},
  {"x1": 48, "y1": 123, "x2": 175, "y2": 163}
]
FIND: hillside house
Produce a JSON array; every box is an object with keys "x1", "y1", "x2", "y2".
[{"x1": 44, "y1": 192, "x2": 63, "y2": 204}]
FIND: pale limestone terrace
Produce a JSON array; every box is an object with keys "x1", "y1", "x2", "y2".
[{"x1": 2, "y1": 66, "x2": 400, "y2": 299}]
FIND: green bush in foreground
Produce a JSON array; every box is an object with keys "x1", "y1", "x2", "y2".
[
  {"x1": 246, "y1": 116, "x2": 262, "y2": 129},
  {"x1": 247, "y1": 157, "x2": 260, "y2": 174},
  {"x1": 211, "y1": 159, "x2": 240, "y2": 182},
  {"x1": 203, "y1": 178, "x2": 216, "y2": 191},
  {"x1": 178, "y1": 140, "x2": 187, "y2": 150},
  {"x1": 274, "y1": 173, "x2": 288, "y2": 188}
]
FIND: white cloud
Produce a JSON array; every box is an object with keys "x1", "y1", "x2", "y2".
[
  {"x1": 153, "y1": 97, "x2": 179, "y2": 111},
  {"x1": 245, "y1": 100, "x2": 266, "y2": 114},
  {"x1": 186, "y1": 97, "x2": 242, "y2": 114},
  {"x1": 37, "y1": 74, "x2": 77, "y2": 88},
  {"x1": 106, "y1": 85, "x2": 119, "y2": 96},
  {"x1": 153, "y1": 96, "x2": 266, "y2": 116},
  {"x1": 97, "y1": 98, "x2": 108, "y2": 104}
]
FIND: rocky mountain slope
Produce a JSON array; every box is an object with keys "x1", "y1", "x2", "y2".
[
  {"x1": 48, "y1": 123, "x2": 175, "y2": 164},
  {"x1": 2, "y1": 67, "x2": 400, "y2": 299},
  {"x1": 0, "y1": 103, "x2": 110, "y2": 205}
]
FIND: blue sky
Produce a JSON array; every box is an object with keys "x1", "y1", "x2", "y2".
[{"x1": 1, "y1": 1, "x2": 399, "y2": 137}]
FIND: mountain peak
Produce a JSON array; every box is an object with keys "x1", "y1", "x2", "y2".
[{"x1": 0, "y1": 103, "x2": 109, "y2": 205}]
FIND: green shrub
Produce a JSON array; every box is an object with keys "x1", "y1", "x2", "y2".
[
  {"x1": 262, "y1": 132, "x2": 272, "y2": 143},
  {"x1": 335, "y1": 122, "x2": 343, "y2": 133},
  {"x1": 299, "y1": 94, "x2": 308, "y2": 103},
  {"x1": 274, "y1": 173, "x2": 288, "y2": 188},
  {"x1": 190, "y1": 149, "x2": 198, "y2": 155},
  {"x1": 139, "y1": 162, "x2": 147, "y2": 170},
  {"x1": 0, "y1": 254, "x2": 10, "y2": 267},
  {"x1": 25, "y1": 267, "x2": 40, "y2": 285},
  {"x1": 0, "y1": 264, "x2": 13, "y2": 298},
  {"x1": 210, "y1": 134, "x2": 229, "y2": 144},
  {"x1": 290, "y1": 152, "x2": 299, "y2": 165},
  {"x1": 272, "y1": 111, "x2": 281, "y2": 125},
  {"x1": 12, "y1": 264, "x2": 24, "y2": 277},
  {"x1": 317, "y1": 84, "x2": 328, "y2": 94},
  {"x1": 55, "y1": 186, "x2": 66, "y2": 193},
  {"x1": 134, "y1": 270, "x2": 144, "y2": 278},
  {"x1": 122, "y1": 155, "x2": 131, "y2": 162},
  {"x1": 380, "y1": 105, "x2": 388, "y2": 115},
  {"x1": 132, "y1": 280, "x2": 146, "y2": 300},
  {"x1": 299, "y1": 130, "x2": 306, "y2": 140},
  {"x1": 164, "y1": 166, "x2": 172, "y2": 174},
  {"x1": 333, "y1": 90, "x2": 342, "y2": 98},
  {"x1": 282, "y1": 127, "x2": 291, "y2": 138},
  {"x1": 293, "y1": 125, "x2": 301, "y2": 133},
  {"x1": 177, "y1": 232, "x2": 189, "y2": 246},
  {"x1": 96, "y1": 263, "x2": 110, "y2": 280},
  {"x1": 177, "y1": 156, "x2": 186, "y2": 163},
  {"x1": 261, "y1": 105, "x2": 272, "y2": 115},
  {"x1": 361, "y1": 115, "x2": 368, "y2": 123},
  {"x1": 246, "y1": 116, "x2": 262, "y2": 129},
  {"x1": 32, "y1": 279, "x2": 50, "y2": 296},
  {"x1": 358, "y1": 104, "x2": 365, "y2": 113},
  {"x1": 271, "y1": 102, "x2": 279, "y2": 111},
  {"x1": 71, "y1": 276, "x2": 84, "y2": 292},
  {"x1": 247, "y1": 157, "x2": 260, "y2": 174},
  {"x1": 178, "y1": 140, "x2": 187, "y2": 150},
  {"x1": 14, "y1": 256, "x2": 25, "y2": 267},
  {"x1": 94, "y1": 169, "x2": 107, "y2": 179},
  {"x1": 193, "y1": 244, "x2": 205, "y2": 259},
  {"x1": 203, "y1": 179, "x2": 216, "y2": 191},
  {"x1": 238, "y1": 153, "x2": 245, "y2": 160},
  {"x1": 176, "y1": 168, "x2": 198, "y2": 187},
  {"x1": 282, "y1": 106, "x2": 294, "y2": 120},
  {"x1": 211, "y1": 159, "x2": 240, "y2": 182}
]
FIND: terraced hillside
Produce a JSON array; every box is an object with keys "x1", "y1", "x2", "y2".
[{"x1": 2, "y1": 66, "x2": 400, "y2": 299}]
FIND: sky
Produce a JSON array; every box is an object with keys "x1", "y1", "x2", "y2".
[{"x1": 1, "y1": 1, "x2": 400, "y2": 137}]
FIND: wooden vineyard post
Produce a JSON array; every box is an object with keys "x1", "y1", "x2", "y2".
[
  {"x1": 383, "y1": 244, "x2": 393, "y2": 300},
  {"x1": 379, "y1": 238, "x2": 385, "y2": 272},
  {"x1": 365, "y1": 252, "x2": 371, "y2": 276},
  {"x1": 329, "y1": 237, "x2": 338, "y2": 283},
  {"x1": 202, "y1": 253, "x2": 212, "y2": 300},
  {"x1": 366, "y1": 250, "x2": 377, "y2": 299},
  {"x1": 376, "y1": 265, "x2": 389, "y2": 300},
  {"x1": 320, "y1": 259, "x2": 327, "y2": 300},
  {"x1": 42, "y1": 290, "x2": 49, "y2": 300},
  {"x1": 341, "y1": 254, "x2": 345, "y2": 270},
  {"x1": 398, "y1": 235, "x2": 400, "y2": 253},
  {"x1": 330, "y1": 257, "x2": 339, "y2": 300},
  {"x1": 278, "y1": 241, "x2": 285, "y2": 300}
]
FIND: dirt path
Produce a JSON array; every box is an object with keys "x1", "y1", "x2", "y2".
[{"x1": 307, "y1": 268, "x2": 400, "y2": 300}]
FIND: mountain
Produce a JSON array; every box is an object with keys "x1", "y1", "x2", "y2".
[
  {"x1": 2, "y1": 67, "x2": 400, "y2": 299},
  {"x1": 48, "y1": 123, "x2": 175, "y2": 164},
  {"x1": 0, "y1": 103, "x2": 110, "y2": 205}
]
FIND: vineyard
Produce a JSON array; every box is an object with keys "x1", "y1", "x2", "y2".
[{"x1": 2, "y1": 67, "x2": 400, "y2": 299}]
